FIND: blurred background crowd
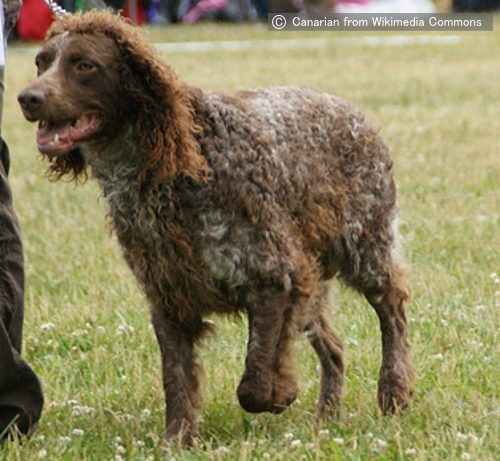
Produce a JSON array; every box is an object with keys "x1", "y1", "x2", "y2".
[{"x1": 11, "y1": 0, "x2": 500, "y2": 40}]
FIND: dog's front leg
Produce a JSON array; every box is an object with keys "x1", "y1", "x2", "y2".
[
  {"x1": 237, "y1": 300, "x2": 283, "y2": 414},
  {"x1": 151, "y1": 308, "x2": 203, "y2": 448},
  {"x1": 237, "y1": 290, "x2": 298, "y2": 414}
]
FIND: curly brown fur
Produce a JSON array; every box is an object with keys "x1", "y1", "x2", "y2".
[{"x1": 18, "y1": 11, "x2": 414, "y2": 446}]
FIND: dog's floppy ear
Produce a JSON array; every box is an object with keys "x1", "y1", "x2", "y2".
[{"x1": 113, "y1": 29, "x2": 210, "y2": 183}]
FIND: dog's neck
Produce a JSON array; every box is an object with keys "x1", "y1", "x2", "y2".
[{"x1": 80, "y1": 127, "x2": 144, "y2": 197}]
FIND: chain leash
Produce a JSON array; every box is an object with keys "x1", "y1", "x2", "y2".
[{"x1": 43, "y1": 0, "x2": 70, "y2": 17}]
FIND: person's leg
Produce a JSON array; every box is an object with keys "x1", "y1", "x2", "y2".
[
  {"x1": 0, "y1": 79, "x2": 44, "y2": 437},
  {"x1": 0, "y1": 322, "x2": 44, "y2": 438},
  {"x1": 0, "y1": 67, "x2": 4, "y2": 131},
  {"x1": 0, "y1": 0, "x2": 43, "y2": 438}
]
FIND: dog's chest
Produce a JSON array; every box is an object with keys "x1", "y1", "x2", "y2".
[
  {"x1": 104, "y1": 182, "x2": 234, "y2": 316},
  {"x1": 106, "y1": 184, "x2": 184, "y2": 272}
]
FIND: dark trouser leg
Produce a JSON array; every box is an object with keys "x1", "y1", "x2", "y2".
[
  {"x1": 0, "y1": 140, "x2": 43, "y2": 438},
  {"x1": 0, "y1": 322, "x2": 44, "y2": 438},
  {"x1": 0, "y1": 66, "x2": 4, "y2": 131}
]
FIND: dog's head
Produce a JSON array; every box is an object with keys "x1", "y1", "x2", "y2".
[
  {"x1": 18, "y1": 29, "x2": 122, "y2": 166},
  {"x1": 18, "y1": 11, "x2": 209, "y2": 182}
]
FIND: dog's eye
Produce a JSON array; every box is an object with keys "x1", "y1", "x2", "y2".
[
  {"x1": 35, "y1": 58, "x2": 45, "y2": 75},
  {"x1": 77, "y1": 62, "x2": 94, "y2": 72}
]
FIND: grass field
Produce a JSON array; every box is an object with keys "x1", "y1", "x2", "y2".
[{"x1": 1, "y1": 20, "x2": 499, "y2": 461}]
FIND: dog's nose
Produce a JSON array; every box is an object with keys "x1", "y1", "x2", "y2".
[{"x1": 18, "y1": 89, "x2": 45, "y2": 114}]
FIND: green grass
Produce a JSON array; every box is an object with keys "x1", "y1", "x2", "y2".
[{"x1": 2, "y1": 22, "x2": 499, "y2": 460}]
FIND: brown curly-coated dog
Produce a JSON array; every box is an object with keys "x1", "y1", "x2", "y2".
[{"x1": 18, "y1": 11, "x2": 414, "y2": 446}]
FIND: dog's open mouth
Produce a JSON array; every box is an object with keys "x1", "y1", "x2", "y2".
[{"x1": 36, "y1": 113, "x2": 101, "y2": 156}]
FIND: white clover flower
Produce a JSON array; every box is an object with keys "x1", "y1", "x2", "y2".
[
  {"x1": 40, "y1": 322, "x2": 55, "y2": 331},
  {"x1": 461, "y1": 453, "x2": 472, "y2": 461},
  {"x1": 28, "y1": 336, "x2": 40, "y2": 345},
  {"x1": 405, "y1": 448, "x2": 417, "y2": 455},
  {"x1": 141, "y1": 408, "x2": 152, "y2": 418},
  {"x1": 214, "y1": 446, "x2": 230, "y2": 455},
  {"x1": 70, "y1": 330, "x2": 86, "y2": 337},
  {"x1": 284, "y1": 432, "x2": 294, "y2": 440},
  {"x1": 332, "y1": 437, "x2": 345, "y2": 446},
  {"x1": 72, "y1": 428, "x2": 84, "y2": 436},
  {"x1": 469, "y1": 434, "x2": 484, "y2": 446},
  {"x1": 318, "y1": 429, "x2": 329, "y2": 437},
  {"x1": 373, "y1": 438, "x2": 387, "y2": 450},
  {"x1": 37, "y1": 449, "x2": 48, "y2": 459},
  {"x1": 117, "y1": 324, "x2": 134, "y2": 334},
  {"x1": 290, "y1": 439, "x2": 302, "y2": 448},
  {"x1": 72, "y1": 405, "x2": 94, "y2": 416}
]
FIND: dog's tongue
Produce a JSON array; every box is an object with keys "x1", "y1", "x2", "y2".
[
  {"x1": 36, "y1": 114, "x2": 99, "y2": 155},
  {"x1": 37, "y1": 123, "x2": 72, "y2": 154}
]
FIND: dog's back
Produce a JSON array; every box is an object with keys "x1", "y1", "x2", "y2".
[{"x1": 192, "y1": 86, "x2": 396, "y2": 283}]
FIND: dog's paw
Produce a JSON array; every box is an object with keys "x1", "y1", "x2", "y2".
[
  {"x1": 165, "y1": 419, "x2": 194, "y2": 449},
  {"x1": 316, "y1": 393, "x2": 341, "y2": 419},
  {"x1": 270, "y1": 373, "x2": 298, "y2": 414},
  {"x1": 237, "y1": 373, "x2": 274, "y2": 413},
  {"x1": 377, "y1": 367, "x2": 414, "y2": 414}
]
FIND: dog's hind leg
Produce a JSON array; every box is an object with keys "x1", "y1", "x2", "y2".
[
  {"x1": 304, "y1": 283, "x2": 344, "y2": 417},
  {"x1": 363, "y1": 261, "x2": 414, "y2": 414},
  {"x1": 341, "y1": 235, "x2": 414, "y2": 414},
  {"x1": 151, "y1": 308, "x2": 207, "y2": 447}
]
